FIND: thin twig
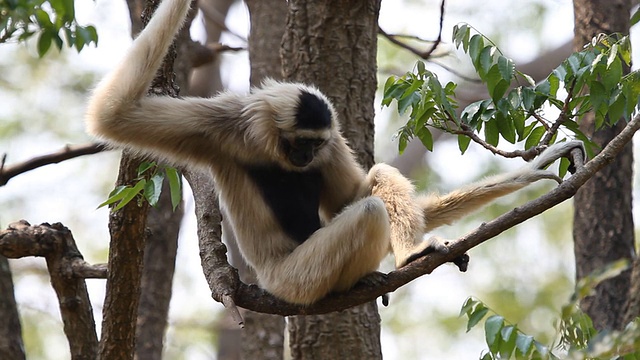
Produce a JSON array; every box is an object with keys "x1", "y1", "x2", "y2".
[
  {"x1": 0, "y1": 143, "x2": 107, "y2": 186},
  {"x1": 453, "y1": 125, "x2": 545, "y2": 161},
  {"x1": 378, "y1": 0, "x2": 446, "y2": 60}
]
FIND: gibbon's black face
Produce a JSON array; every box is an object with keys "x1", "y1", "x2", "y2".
[
  {"x1": 281, "y1": 136, "x2": 327, "y2": 167},
  {"x1": 280, "y1": 90, "x2": 333, "y2": 168}
]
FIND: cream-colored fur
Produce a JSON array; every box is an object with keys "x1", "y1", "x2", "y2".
[{"x1": 85, "y1": 0, "x2": 582, "y2": 305}]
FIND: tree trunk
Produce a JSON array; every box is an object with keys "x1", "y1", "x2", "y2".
[
  {"x1": 232, "y1": 1, "x2": 289, "y2": 358},
  {"x1": 135, "y1": 181, "x2": 182, "y2": 359},
  {"x1": 0, "y1": 255, "x2": 25, "y2": 360},
  {"x1": 100, "y1": 1, "x2": 182, "y2": 358},
  {"x1": 572, "y1": 0, "x2": 635, "y2": 331},
  {"x1": 98, "y1": 152, "x2": 150, "y2": 360},
  {"x1": 281, "y1": 1, "x2": 383, "y2": 358}
]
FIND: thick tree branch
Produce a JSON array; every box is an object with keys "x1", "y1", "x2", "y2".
[
  {"x1": 228, "y1": 112, "x2": 640, "y2": 316},
  {"x1": 0, "y1": 221, "x2": 99, "y2": 359},
  {"x1": 0, "y1": 143, "x2": 107, "y2": 186}
]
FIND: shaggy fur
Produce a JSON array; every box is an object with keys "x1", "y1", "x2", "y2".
[{"x1": 85, "y1": 0, "x2": 582, "y2": 304}]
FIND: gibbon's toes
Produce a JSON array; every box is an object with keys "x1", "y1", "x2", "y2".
[
  {"x1": 357, "y1": 271, "x2": 388, "y2": 287},
  {"x1": 453, "y1": 253, "x2": 470, "y2": 272},
  {"x1": 356, "y1": 272, "x2": 391, "y2": 306},
  {"x1": 402, "y1": 237, "x2": 449, "y2": 266}
]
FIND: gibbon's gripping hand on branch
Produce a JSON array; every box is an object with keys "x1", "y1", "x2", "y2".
[{"x1": 85, "y1": 0, "x2": 583, "y2": 305}]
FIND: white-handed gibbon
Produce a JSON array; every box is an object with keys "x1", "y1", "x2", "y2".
[{"x1": 85, "y1": 0, "x2": 582, "y2": 305}]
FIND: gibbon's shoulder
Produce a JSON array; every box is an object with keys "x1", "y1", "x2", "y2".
[{"x1": 249, "y1": 79, "x2": 338, "y2": 131}]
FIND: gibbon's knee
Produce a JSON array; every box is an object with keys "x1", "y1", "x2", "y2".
[{"x1": 257, "y1": 197, "x2": 390, "y2": 305}]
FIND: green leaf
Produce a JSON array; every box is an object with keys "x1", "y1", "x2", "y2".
[
  {"x1": 521, "y1": 87, "x2": 536, "y2": 111},
  {"x1": 589, "y1": 80, "x2": 607, "y2": 127},
  {"x1": 602, "y1": 57, "x2": 623, "y2": 92},
  {"x1": 499, "y1": 325, "x2": 517, "y2": 358},
  {"x1": 497, "y1": 56, "x2": 515, "y2": 81},
  {"x1": 165, "y1": 167, "x2": 182, "y2": 211},
  {"x1": 460, "y1": 297, "x2": 478, "y2": 316},
  {"x1": 477, "y1": 46, "x2": 493, "y2": 79},
  {"x1": 484, "y1": 119, "x2": 499, "y2": 147},
  {"x1": 467, "y1": 305, "x2": 489, "y2": 332},
  {"x1": 516, "y1": 334, "x2": 534, "y2": 356},
  {"x1": 458, "y1": 134, "x2": 471, "y2": 154},
  {"x1": 607, "y1": 90, "x2": 626, "y2": 127},
  {"x1": 496, "y1": 112, "x2": 516, "y2": 144},
  {"x1": 98, "y1": 185, "x2": 129, "y2": 209},
  {"x1": 416, "y1": 126, "x2": 433, "y2": 151},
  {"x1": 485, "y1": 315, "x2": 504, "y2": 346},
  {"x1": 137, "y1": 161, "x2": 156, "y2": 176},
  {"x1": 486, "y1": 64, "x2": 509, "y2": 102},
  {"x1": 469, "y1": 34, "x2": 484, "y2": 65},
  {"x1": 631, "y1": 8, "x2": 640, "y2": 26},
  {"x1": 34, "y1": 9, "x2": 53, "y2": 27},
  {"x1": 113, "y1": 179, "x2": 147, "y2": 211},
  {"x1": 524, "y1": 126, "x2": 545, "y2": 150},
  {"x1": 144, "y1": 172, "x2": 165, "y2": 207},
  {"x1": 37, "y1": 30, "x2": 53, "y2": 57}
]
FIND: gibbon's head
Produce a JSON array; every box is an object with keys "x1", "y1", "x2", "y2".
[{"x1": 245, "y1": 79, "x2": 341, "y2": 170}]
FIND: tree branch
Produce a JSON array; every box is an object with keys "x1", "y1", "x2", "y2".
[
  {"x1": 0, "y1": 143, "x2": 107, "y2": 186},
  {"x1": 0, "y1": 221, "x2": 99, "y2": 358},
  {"x1": 378, "y1": 0, "x2": 446, "y2": 60},
  {"x1": 228, "y1": 111, "x2": 640, "y2": 316}
]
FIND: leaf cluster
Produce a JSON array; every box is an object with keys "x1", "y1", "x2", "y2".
[
  {"x1": 461, "y1": 260, "x2": 640, "y2": 360},
  {"x1": 382, "y1": 24, "x2": 640, "y2": 160},
  {"x1": 1, "y1": 0, "x2": 98, "y2": 56},
  {"x1": 99, "y1": 162, "x2": 182, "y2": 212},
  {"x1": 461, "y1": 298, "x2": 555, "y2": 360}
]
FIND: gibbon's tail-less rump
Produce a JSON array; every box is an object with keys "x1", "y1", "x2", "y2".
[{"x1": 85, "y1": 0, "x2": 583, "y2": 305}]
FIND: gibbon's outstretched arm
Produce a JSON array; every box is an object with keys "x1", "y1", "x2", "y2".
[{"x1": 86, "y1": 0, "x2": 582, "y2": 305}]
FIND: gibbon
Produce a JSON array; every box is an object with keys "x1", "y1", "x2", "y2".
[{"x1": 85, "y1": 0, "x2": 582, "y2": 305}]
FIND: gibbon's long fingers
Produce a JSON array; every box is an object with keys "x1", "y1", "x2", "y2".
[
  {"x1": 86, "y1": 0, "x2": 191, "y2": 127},
  {"x1": 256, "y1": 197, "x2": 390, "y2": 305}
]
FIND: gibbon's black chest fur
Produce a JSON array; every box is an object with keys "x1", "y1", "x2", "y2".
[{"x1": 246, "y1": 164, "x2": 323, "y2": 244}]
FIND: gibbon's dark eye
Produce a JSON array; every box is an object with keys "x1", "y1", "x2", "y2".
[{"x1": 295, "y1": 138, "x2": 326, "y2": 149}]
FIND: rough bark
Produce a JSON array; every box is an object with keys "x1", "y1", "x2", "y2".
[
  {"x1": 1, "y1": 221, "x2": 99, "y2": 359},
  {"x1": 281, "y1": 1, "x2": 383, "y2": 358},
  {"x1": 99, "y1": 1, "x2": 180, "y2": 357},
  {"x1": 98, "y1": 152, "x2": 150, "y2": 360},
  {"x1": 0, "y1": 255, "x2": 25, "y2": 360},
  {"x1": 135, "y1": 181, "x2": 183, "y2": 360},
  {"x1": 572, "y1": 0, "x2": 635, "y2": 331}
]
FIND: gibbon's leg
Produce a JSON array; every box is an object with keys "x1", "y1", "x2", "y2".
[
  {"x1": 363, "y1": 164, "x2": 441, "y2": 268},
  {"x1": 396, "y1": 140, "x2": 584, "y2": 267},
  {"x1": 257, "y1": 197, "x2": 390, "y2": 305}
]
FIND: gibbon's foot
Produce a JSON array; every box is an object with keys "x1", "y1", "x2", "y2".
[
  {"x1": 403, "y1": 236, "x2": 469, "y2": 272},
  {"x1": 355, "y1": 271, "x2": 390, "y2": 306},
  {"x1": 453, "y1": 253, "x2": 470, "y2": 272},
  {"x1": 357, "y1": 271, "x2": 388, "y2": 287}
]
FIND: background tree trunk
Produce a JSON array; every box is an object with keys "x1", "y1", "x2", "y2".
[
  {"x1": 0, "y1": 255, "x2": 25, "y2": 360},
  {"x1": 281, "y1": 1, "x2": 383, "y2": 358},
  {"x1": 572, "y1": 0, "x2": 635, "y2": 331},
  {"x1": 237, "y1": 2, "x2": 290, "y2": 359}
]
